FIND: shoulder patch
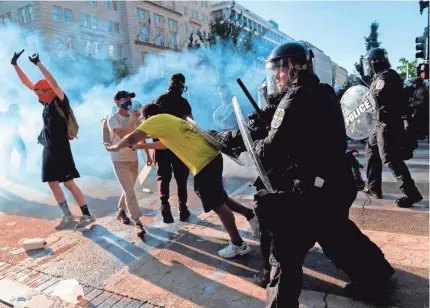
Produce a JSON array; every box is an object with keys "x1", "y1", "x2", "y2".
[
  {"x1": 375, "y1": 80, "x2": 385, "y2": 90},
  {"x1": 271, "y1": 108, "x2": 285, "y2": 129}
]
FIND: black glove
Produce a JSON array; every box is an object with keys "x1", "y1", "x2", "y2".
[
  {"x1": 247, "y1": 104, "x2": 278, "y2": 128},
  {"x1": 11, "y1": 49, "x2": 24, "y2": 66},
  {"x1": 29, "y1": 53, "x2": 40, "y2": 65}
]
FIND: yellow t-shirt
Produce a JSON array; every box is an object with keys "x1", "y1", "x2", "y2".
[{"x1": 137, "y1": 114, "x2": 220, "y2": 175}]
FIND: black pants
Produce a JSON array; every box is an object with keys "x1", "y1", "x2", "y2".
[
  {"x1": 256, "y1": 190, "x2": 394, "y2": 308},
  {"x1": 366, "y1": 122, "x2": 422, "y2": 198},
  {"x1": 153, "y1": 149, "x2": 190, "y2": 206}
]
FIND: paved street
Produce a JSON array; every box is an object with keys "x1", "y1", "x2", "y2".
[{"x1": 0, "y1": 142, "x2": 428, "y2": 308}]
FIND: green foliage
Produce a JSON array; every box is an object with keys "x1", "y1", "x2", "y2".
[
  {"x1": 397, "y1": 58, "x2": 418, "y2": 82},
  {"x1": 355, "y1": 21, "x2": 381, "y2": 79}
]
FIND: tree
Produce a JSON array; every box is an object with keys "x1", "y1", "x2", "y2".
[
  {"x1": 354, "y1": 21, "x2": 381, "y2": 79},
  {"x1": 397, "y1": 58, "x2": 418, "y2": 82}
]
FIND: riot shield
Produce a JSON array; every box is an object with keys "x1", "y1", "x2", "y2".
[
  {"x1": 213, "y1": 104, "x2": 238, "y2": 130},
  {"x1": 232, "y1": 97, "x2": 274, "y2": 193},
  {"x1": 185, "y1": 117, "x2": 244, "y2": 166},
  {"x1": 340, "y1": 85, "x2": 377, "y2": 140}
]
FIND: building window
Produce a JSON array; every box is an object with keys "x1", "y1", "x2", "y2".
[
  {"x1": 182, "y1": 7, "x2": 187, "y2": 16},
  {"x1": 200, "y1": 1, "x2": 204, "y2": 7},
  {"x1": 67, "y1": 36, "x2": 74, "y2": 49},
  {"x1": 104, "y1": 1, "x2": 111, "y2": 9},
  {"x1": 156, "y1": 34, "x2": 164, "y2": 46},
  {"x1": 19, "y1": 6, "x2": 33, "y2": 24},
  {"x1": 138, "y1": 8, "x2": 147, "y2": 20},
  {"x1": 155, "y1": 14, "x2": 162, "y2": 25},
  {"x1": 0, "y1": 12, "x2": 12, "y2": 26},
  {"x1": 169, "y1": 34, "x2": 176, "y2": 49},
  {"x1": 82, "y1": 14, "x2": 89, "y2": 27},
  {"x1": 91, "y1": 16, "x2": 97, "y2": 29},
  {"x1": 52, "y1": 6, "x2": 62, "y2": 22},
  {"x1": 117, "y1": 45, "x2": 122, "y2": 58},
  {"x1": 88, "y1": 1, "x2": 96, "y2": 5},
  {"x1": 169, "y1": 19, "x2": 177, "y2": 31},
  {"x1": 190, "y1": 10, "x2": 197, "y2": 20},
  {"x1": 85, "y1": 40, "x2": 91, "y2": 54},
  {"x1": 140, "y1": 25, "x2": 148, "y2": 42},
  {"x1": 108, "y1": 44, "x2": 115, "y2": 57},
  {"x1": 141, "y1": 52, "x2": 146, "y2": 63},
  {"x1": 114, "y1": 22, "x2": 120, "y2": 34},
  {"x1": 107, "y1": 20, "x2": 113, "y2": 32},
  {"x1": 184, "y1": 23, "x2": 188, "y2": 34},
  {"x1": 205, "y1": 1, "x2": 208, "y2": 8},
  {"x1": 202, "y1": 15, "x2": 207, "y2": 24},
  {"x1": 112, "y1": 1, "x2": 118, "y2": 11},
  {"x1": 54, "y1": 34, "x2": 65, "y2": 50},
  {"x1": 64, "y1": 9, "x2": 73, "y2": 24},
  {"x1": 28, "y1": 6, "x2": 34, "y2": 21}
]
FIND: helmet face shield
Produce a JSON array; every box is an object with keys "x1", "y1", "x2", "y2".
[
  {"x1": 362, "y1": 57, "x2": 373, "y2": 76},
  {"x1": 266, "y1": 58, "x2": 289, "y2": 96}
]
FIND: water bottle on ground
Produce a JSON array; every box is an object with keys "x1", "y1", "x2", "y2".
[
  {"x1": 52, "y1": 279, "x2": 84, "y2": 304},
  {"x1": 23, "y1": 238, "x2": 47, "y2": 251}
]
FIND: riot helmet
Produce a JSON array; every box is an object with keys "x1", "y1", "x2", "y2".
[
  {"x1": 266, "y1": 42, "x2": 314, "y2": 95},
  {"x1": 362, "y1": 48, "x2": 391, "y2": 77}
]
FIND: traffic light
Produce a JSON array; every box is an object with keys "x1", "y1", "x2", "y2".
[
  {"x1": 419, "y1": 0, "x2": 429, "y2": 14},
  {"x1": 415, "y1": 35, "x2": 427, "y2": 59}
]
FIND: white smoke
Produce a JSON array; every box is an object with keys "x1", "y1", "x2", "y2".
[{"x1": 0, "y1": 23, "x2": 263, "y2": 181}]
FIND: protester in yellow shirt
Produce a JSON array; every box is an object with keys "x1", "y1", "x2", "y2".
[{"x1": 106, "y1": 103, "x2": 259, "y2": 258}]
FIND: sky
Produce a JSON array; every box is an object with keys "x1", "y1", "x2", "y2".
[{"x1": 240, "y1": 0, "x2": 429, "y2": 75}]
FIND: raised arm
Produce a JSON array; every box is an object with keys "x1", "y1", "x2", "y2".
[
  {"x1": 11, "y1": 50, "x2": 34, "y2": 91},
  {"x1": 29, "y1": 53, "x2": 64, "y2": 101}
]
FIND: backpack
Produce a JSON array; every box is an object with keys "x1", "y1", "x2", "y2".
[
  {"x1": 54, "y1": 102, "x2": 79, "y2": 140},
  {"x1": 102, "y1": 114, "x2": 120, "y2": 145}
]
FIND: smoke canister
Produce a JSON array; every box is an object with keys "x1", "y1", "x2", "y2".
[{"x1": 23, "y1": 238, "x2": 47, "y2": 251}]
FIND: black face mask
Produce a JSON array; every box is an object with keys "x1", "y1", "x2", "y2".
[{"x1": 120, "y1": 100, "x2": 132, "y2": 112}]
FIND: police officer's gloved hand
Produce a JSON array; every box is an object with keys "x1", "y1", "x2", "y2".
[
  {"x1": 29, "y1": 53, "x2": 41, "y2": 65},
  {"x1": 210, "y1": 129, "x2": 239, "y2": 146},
  {"x1": 11, "y1": 49, "x2": 24, "y2": 66},
  {"x1": 248, "y1": 122, "x2": 269, "y2": 141}
]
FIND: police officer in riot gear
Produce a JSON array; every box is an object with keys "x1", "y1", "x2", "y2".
[
  {"x1": 212, "y1": 42, "x2": 394, "y2": 307},
  {"x1": 362, "y1": 48, "x2": 423, "y2": 208}
]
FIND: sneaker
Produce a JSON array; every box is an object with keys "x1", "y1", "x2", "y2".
[
  {"x1": 248, "y1": 215, "x2": 260, "y2": 237},
  {"x1": 179, "y1": 207, "x2": 191, "y2": 222},
  {"x1": 75, "y1": 215, "x2": 96, "y2": 228},
  {"x1": 395, "y1": 195, "x2": 423, "y2": 208},
  {"x1": 55, "y1": 215, "x2": 75, "y2": 230},
  {"x1": 135, "y1": 221, "x2": 146, "y2": 238},
  {"x1": 363, "y1": 187, "x2": 383, "y2": 199},
  {"x1": 218, "y1": 241, "x2": 251, "y2": 259},
  {"x1": 116, "y1": 210, "x2": 131, "y2": 225}
]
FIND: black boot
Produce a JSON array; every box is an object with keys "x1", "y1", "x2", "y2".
[
  {"x1": 254, "y1": 269, "x2": 270, "y2": 288},
  {"x1": 179, "y1": 205, "x2": 191, "y2": 222},
  {"x1": 395, "y1": 194, "x2": 423, "y2": 208},
  {"x1": 161, "y1": 202, "x2": 174, "y2": 224},
  {"x1": 116, "y1": 210, "x2": 131, "y2": 225}
]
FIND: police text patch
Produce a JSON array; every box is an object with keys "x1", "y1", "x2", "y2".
[
  {"x1": 271, "y1": 108, "x2": 285, "y2": 129},
  {"x1": 375, "y1": 80, "x2": 385, "y2": 90}
]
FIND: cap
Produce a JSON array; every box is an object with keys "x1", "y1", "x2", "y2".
[
  {"x1": 114, "y1": 90, "x2": 136, "y2": 101},
  {"x1": 169, "y1": 73, "x2": 185, "y2": 84}
]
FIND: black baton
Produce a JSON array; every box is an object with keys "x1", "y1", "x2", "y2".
[{"x1": 236, "y1": 78, "x2": 268, "y2": 127}]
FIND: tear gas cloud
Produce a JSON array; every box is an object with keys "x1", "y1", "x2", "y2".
[{"x1": 0, "y1": 24, "x2": 263, "y2": 181}]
